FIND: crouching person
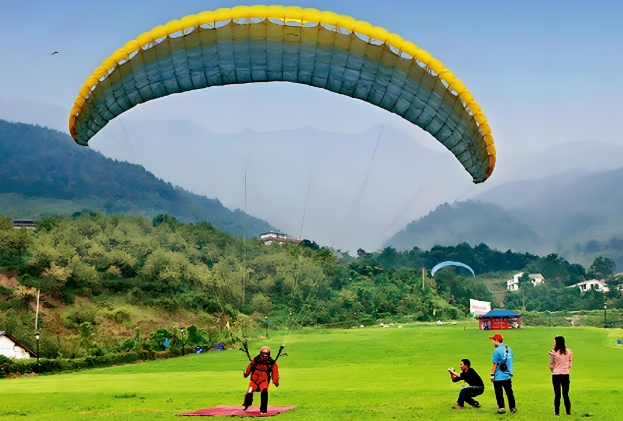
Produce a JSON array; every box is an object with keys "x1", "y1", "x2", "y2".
[
  {"x1": 448, "y1": 359, "x2": 484, "y2": 409},
  {"x1": 243, "y1": 346, "x2": 279, "y2": 414}
]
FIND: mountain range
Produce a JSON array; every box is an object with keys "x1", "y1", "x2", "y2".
[
  {"x1": 385, "y1": 163, "x2": 623, "y2": 270},
  {"x1": 0, "y1": 119, "x2": 275, "y2": 237},
  {"x1": 2, "y1": 98, "x2": 623, "y2": 261}
]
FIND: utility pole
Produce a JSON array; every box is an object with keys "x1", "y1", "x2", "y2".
[
  {"x1": 34, "y1": 290, "x2": 40, "y2": 333},
  {"x1": 422, "y1": 267, "x2": 426, "y2": 290}
]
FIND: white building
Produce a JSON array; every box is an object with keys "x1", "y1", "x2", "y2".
[
  {"x1": 568, "y1": 279, "x2": 610, "y2": 293},
  {"x1": 259, "y1": 231, "x2": 301, "y2": 245},
  {"x1": 12, "y1": 220, "x2": 37, "y2": 230},
  {"x1": 507, "y1": 273, "x2": 545, "y2": 291},
  {"x1": 0, "y1": 331, "x2": 37, "y2": 360}
]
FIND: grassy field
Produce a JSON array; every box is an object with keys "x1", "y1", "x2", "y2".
[{"x1": 2, "y1": 322, "x2": 623, "y2": 420}]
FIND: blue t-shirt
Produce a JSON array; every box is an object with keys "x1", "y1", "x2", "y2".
[{"x1": 492, "y1": 344, "x2": 514, "y2": 381}]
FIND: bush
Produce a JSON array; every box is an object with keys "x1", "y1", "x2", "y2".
[{"x1": 0, "y1": 350, "x2": 157, "y2": 377}]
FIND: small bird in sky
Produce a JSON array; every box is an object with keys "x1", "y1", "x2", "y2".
[{"x1": 51, "y1": 52, "x2": 59, "y2": 55}]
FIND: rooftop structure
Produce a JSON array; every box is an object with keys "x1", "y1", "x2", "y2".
[
  {"x1": 259, "y1": 231, "x2": 301, "y2": 245},
  {"x1": 0, "y1": 331, "x2": 38, "y2": 359},
  {"x1": 568, "y1": 279, "x2": 610, "y2": 293},
  {"x1": 12, "y1": 219, "x2": 37, "y2": 230},
  {"x1": 506, "y1": 273, "x2": 545, "y2": 291}
]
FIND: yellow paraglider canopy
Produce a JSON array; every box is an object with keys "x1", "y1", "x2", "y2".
[{"x1": 69, "y1": 5, "x2": 496, "y2": 183}]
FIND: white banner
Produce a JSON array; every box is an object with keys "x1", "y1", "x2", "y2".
[{"x1": 470, "y1": 299, "x2": 491, "y2": 317}]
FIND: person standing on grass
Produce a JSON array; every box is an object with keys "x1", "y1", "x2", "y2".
[
  {"x1": 489, "y1": 333, "x2": 517, "y2": 414},
  {"x1": 242, "y1": 346, "x2": 279, "y2": 414},
  {"x1": 448, "y1": 359, "x2": 484, "y2": 409},
  {"x1": 549, "y1": 336, "x2": 572, "y2": 416}
]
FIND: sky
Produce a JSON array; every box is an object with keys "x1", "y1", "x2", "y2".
[
  {"x1": 1, "y1": 0, "x2": 622, "y2": 151},
  {"x1": 1, "y1": 0, "x2": 622, "y2": 251}
]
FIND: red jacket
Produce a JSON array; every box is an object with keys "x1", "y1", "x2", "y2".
[{"x1": 245, "y1": 356, "x2": 279, "y2": 392}]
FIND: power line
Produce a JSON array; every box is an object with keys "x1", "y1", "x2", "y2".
[{"x1": 331, "y1": 126, "x2": 385, "y2": 247}]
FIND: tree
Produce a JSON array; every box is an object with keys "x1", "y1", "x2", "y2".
[
  {"x1": 40, "y1": 262, "x2": 72, "y2": 290},
  {"x1": 588, "y1": 256, "x2": 616, "y2": 280},
  {"x1": 152, "y1": 213, "x2": 179, "y2": 228},
  {"x1": 0, "y1": 227, "x2": 34, "y2": 259},
  {"x1": 356, "y1": 248, "x2": 372, "y2": 259},
  {"x1": 250, "y1": 293, "x2": 273, "y2": 315},
  {"x1": 0, "y1": 216, "x2": 12, "y2": 231},
  {"x1": 518, "y1": 272, "x2": 532, "y2": 288},
  {"x1": 300, "y1": 239, "x2": 320, "y2": 250}
]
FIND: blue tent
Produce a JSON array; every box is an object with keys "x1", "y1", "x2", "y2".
[{"x1": 480, "y1": 310, "x2": 522, "y2": 318}]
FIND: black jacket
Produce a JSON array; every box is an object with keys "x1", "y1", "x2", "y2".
[{"x1": 452, "y1": 368, "x2": 484, "y2": 388}]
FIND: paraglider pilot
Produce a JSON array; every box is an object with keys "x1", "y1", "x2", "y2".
[{"x1": 243, "y1": 346, "x2": 279, "y2": 414}]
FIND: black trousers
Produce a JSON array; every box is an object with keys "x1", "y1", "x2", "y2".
[
  {"x1": 493, "y1": 379, "x2": 516, "y2": 409},
  {"x1": 243, "y1": 389, "x2": 269, "y2": 413},
  {"x1": 457, "y1": 386, "x2": 484, "y2": 406},
  {"x1": 552, "y1": 374, "x2": 571, "y2": 415}
]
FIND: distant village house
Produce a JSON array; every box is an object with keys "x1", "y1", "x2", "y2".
[
  {"x1": 0, "y1": 331, "x2": 38, "y2": 360},
  {"x1": 12, "y1": 219, "x2": 37, "y2": 230},
  {"x1": 506, "y1": 272, "x2": 545, "y2": 291},
  {"x1": 568, "y1": 279, "x2": 610, "y2": 293},
  {"x1": 259, "y1": 231, "x2": 301, "y2": 245}
]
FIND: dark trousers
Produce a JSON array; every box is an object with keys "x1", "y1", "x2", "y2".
[
  {"x1": 552, "y1": 375, "x2": 571, "y2": 415},
  {"x1": 457, "y1": 386, "x2": 484, "y2": 407},
  {"x1": 243, "y1": 389, "x2": 269, "y2": 413},
  {"x1": 493, "y1": 379, "x2": 516, "y2": 409}
]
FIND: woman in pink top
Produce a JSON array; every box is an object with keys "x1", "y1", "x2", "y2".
[{"x1": 549, "y1": 336, "x2": 572, "y2": 416}]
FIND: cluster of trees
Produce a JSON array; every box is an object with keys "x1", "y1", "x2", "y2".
[
  {"x1": 1, "y1": 215, "x2": 538, "y2": 333},
  {"x1": 3, "y1": 212, "x2": 622, "y2": 359},
  {"x1": 504, "y1": 253, "x2": 622, "y2": 312},
  {"x1": 371, "y1": 242, "x2": 539, "y2": 273}
]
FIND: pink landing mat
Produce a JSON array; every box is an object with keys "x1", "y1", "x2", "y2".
[{"x1": 178, "y1": 406, "x2": 296, "y2": 417}]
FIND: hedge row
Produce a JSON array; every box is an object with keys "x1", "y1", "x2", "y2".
[{"x1": 0, "y1": 349, "x2": 159, "y2": 377}]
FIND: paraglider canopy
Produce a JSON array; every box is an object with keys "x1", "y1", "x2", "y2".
[
  {"x1": 69, "y1": 4, "x2": 496, "y2": 183},
  {"x1": 431, "y1": 261, "x2": 475, "y2": 277}
]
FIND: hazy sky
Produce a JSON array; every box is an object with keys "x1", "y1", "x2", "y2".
[
  {"x1": 1, "y1": 0, "x2": 622, "y2": 251},
  {"x1": 1, "y1": 0, "x2": 622, "y2": 152}
]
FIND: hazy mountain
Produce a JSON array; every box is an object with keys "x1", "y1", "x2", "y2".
[
  {"x1": 387, "y1": 166, "x2": 623, "y2": 269},
  {"x1": 4, "y1": 98, "x2": 623, "y2": 254},
  {"x1": 385, "y1": 201, "x2": 543, "y2": 253},
  {"x1": 476, "y1": 166, "x2": 623, "y2": 244},
  {"x1": 0, "y1": 119, "x2": 275, "y2": 236},
  {"x1": 486, "y1": 141, "x2": 623, "y2": 187},
  {"x1": 89, "y1": 119, "x2": 478, "y2": 251}
]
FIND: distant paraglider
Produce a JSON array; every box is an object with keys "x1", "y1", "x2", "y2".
[
  {"x1": 68, "y1": 5, "x2": 496, "y2": 183},
  {"x1": 431, "y1": 261, "x2": 475, "y2": 277}
]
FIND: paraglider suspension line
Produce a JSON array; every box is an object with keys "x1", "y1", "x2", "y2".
[
  {"x1": 118, "y1": 119, "x2": 136, "y2": 158},
  {"x1": 332, "y1": 126, "x2": 384, "y2": 247},
  {"x1": 299, "y1": 172, "x2": 313, "y2": 239}
]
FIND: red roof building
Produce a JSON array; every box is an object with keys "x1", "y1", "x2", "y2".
[{"x1": 259, "y1": 231, "x2": 301, "y2": 245}]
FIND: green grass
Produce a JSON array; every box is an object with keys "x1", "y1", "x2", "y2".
[{"x1": 2, "y1": 322, "x2": 622, "y2": 420}]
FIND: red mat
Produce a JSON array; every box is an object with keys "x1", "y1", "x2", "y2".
[{"x1": 178, "y1": 406, "x2": 296, "y2": 417}]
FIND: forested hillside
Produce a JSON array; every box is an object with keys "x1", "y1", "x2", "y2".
[
  {"x1": 0, "y1": 119, "x2": 274, "y2": 236},
  {"x1": 2, "y1": 213, "x2": 620, "y2": 363},
  {"x1": 0, "y1": 213, "x2": 531, "y2": 359}
]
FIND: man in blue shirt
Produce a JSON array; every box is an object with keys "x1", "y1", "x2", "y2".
[{"x1": 489, "y1": 333, "x2": 516, "y2": 414}]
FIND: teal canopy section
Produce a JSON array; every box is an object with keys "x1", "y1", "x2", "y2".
[{"x1": 74, "y1": 18, "x2": 491, "y2": 183}]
